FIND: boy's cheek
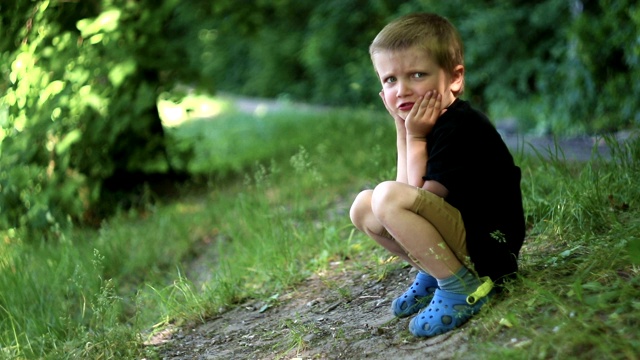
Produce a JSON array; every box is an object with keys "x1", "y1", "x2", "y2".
[{"x1": 384, "y1": 91, "x2": 395, "y2": 104}]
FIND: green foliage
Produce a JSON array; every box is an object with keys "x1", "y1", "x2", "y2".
[
  {"x1": 1, "y1": 1, "x2": 95, "y2": 233},
  {"x1": 300, "y1": 0, "x2": 392, "y2": 105},
  {"x1": 567, "y1": 0, "x2": 640, "y2": 131},
  {"x1": 198, "y1": 0, "x2": 315, "y2": 99},
  {"x1": 200, "y1": 0, "x2": 639, "y2": 134},
  {"x1": 0, "y1": 0, "x2": 211, "y2": 233},
  {"x1": 0, "y1": 240, "x2": 142, "y2": 359}
]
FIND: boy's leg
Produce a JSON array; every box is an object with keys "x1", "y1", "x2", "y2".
[
  {"x1": 350, "y1": 189, "x2": 421, "y2": 269},
  {"x1": 370, "y1": 181, "x2": 464, "y2": 278},
  {"x1": 370, "y1": 181, "x2": 494, "y2": 337},
  {"x1": 350, "y1": 189, "x2": 438, "y2": 317}
]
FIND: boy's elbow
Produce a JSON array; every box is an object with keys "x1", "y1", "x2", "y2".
[
  {"x1": 407, "y1": 176, "x2": 424, "y2": 188},
  {"x1": 422, "y1": 180, "x2": 448, "y2": 198}
]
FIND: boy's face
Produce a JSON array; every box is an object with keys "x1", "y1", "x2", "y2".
[{"x1": 373, "y1": 46, "x2": 463, "y2": 120}]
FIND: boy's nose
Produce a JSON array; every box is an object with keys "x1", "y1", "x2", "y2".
[{"x1": 397, "y1": 81, "x2": 412, "y2": 97}]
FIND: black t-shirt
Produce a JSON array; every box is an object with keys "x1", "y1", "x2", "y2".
[{"x1": 424, "y1": 99, "x2": 525, "y2": 282}]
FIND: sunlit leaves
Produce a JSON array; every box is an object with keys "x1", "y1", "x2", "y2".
[
  {"x1": 56, "y1": 129, "x2": 82, "y2": 155},
  {"x1": 76, "y1": 9, "x2": 121, "y2": 37},
  {"x1": 108, "y1": 59, "x2": 136, "y2": 87},
  {"x1": 0, "y1": 1, "x2": 190, "y2": 233},
  {"x1": 38, "y1": 80, "x2": 65, "y2": 106}
]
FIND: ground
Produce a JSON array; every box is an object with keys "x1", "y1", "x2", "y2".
[{"x1": 150, "y1": 263, "x2": 484, "y2": 360}]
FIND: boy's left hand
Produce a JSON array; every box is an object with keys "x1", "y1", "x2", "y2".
[{"x1": 405, "y1": 91, "x2": 443, "y2": 139}]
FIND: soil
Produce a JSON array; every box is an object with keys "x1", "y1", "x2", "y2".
[
  {"x1": 149, "y1": 263, "x2": 483, "y2": 360},
  {"x1": 148, "y1": 96, "x2": 637, "y2": 359}
]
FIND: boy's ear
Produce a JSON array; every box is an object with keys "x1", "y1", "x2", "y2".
[{"x1": 450, "y1": 65, "x2": 465, "y2": 95}]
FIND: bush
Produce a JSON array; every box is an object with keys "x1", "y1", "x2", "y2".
[
  {"x1": 0, "y1": 1, "x2": 207, "y2": 234},
  {"x1": 202, "y1": 0, "x2": 639, "y2": 133}
]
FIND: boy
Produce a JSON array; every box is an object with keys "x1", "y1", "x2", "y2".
[{"x1": 349, "y1": 13, "x2": 525, "y2": 337}]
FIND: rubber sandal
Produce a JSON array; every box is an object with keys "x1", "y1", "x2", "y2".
[
  {"x1": 409, "y1": 277, "x2": 494, "y2": 337},
  {"x1": 392, "y1": 271, "x2": 439, "y2": 318}
]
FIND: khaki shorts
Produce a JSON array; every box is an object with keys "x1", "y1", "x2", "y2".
[{"x1": 381, "y1": 187, "x2": 471, "y2": 268}]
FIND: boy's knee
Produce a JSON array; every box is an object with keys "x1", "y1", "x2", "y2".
[
  {"x1": 350, "y1": 189, "x2": 373, "y2": 229},
  {"x1": 371, "y1": 181, "x2": 401, "y2": 214}
]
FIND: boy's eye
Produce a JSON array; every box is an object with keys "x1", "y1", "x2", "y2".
[
  {"x1": 413, "y1": 72, "x2": 426, "y2": 78},
  {"x1": 384, "y1": 76, "x2": 397, "y2": 84}
]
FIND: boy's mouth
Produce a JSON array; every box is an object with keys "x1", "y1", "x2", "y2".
[{"x1": 398, "y1": 102, "x2": 414, "y2": 112}]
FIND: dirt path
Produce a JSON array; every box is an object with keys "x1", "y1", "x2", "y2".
[
  {"x1": 498, "y1": 129, "x2": 635, "y2": 162},
  {"x1": 151, "y1": 263, "x2": 482, "y2": 360}
]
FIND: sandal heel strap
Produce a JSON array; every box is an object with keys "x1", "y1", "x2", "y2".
[{"x1": 466, "y1": 276, "x2": 494, "y2": 305}]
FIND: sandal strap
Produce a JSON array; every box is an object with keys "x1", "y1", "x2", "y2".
[{"x1": 466, "y1": 276, "x2": 494, "y2": 305}]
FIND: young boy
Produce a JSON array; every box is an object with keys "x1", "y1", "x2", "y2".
[{"x1": 349, "y1": 13, "x2": 525, "y2": 337}]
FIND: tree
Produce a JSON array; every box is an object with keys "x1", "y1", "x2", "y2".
[
  {"x1": 0, "y1": 0, "x2": 211, "y2": 234},
  {"x1": 566, "y1": 0, "x2": 640, "y2": 131}
]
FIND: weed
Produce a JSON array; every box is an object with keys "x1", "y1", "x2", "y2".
[{"x1": 276, "y1": 317, "x2": 314, "y2": 358}]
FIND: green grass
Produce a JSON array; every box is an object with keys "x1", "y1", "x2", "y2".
[
  {"x1": 0, "y1": 95, "x2": 638, "y2": 359},
  {"x1": 477, "y1": 138, "x2": 640, "y2": 359}
]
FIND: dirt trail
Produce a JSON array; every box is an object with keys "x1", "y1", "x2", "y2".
[{"x1": 152, "y1": 264, "x2": 482, "y2": 360}]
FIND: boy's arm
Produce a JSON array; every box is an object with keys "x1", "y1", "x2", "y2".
[
  {"x1": 422, "y1": 178, "x2": 449, "y2": 198},
  {"x1": 406, "y1": 138, "x2": 448, "y2": 199},
  {"x1": 405, "y1": 92, "x2": 443, "y2": 188},
  {"x1": 380, "y1": 90, "x2": 409, "y2": 183},
  {"x1": 406, "y1": 137, "x2": 427, "y2": 187},
  {"x1": 395, "y1": 118, "x2": 409, "y2": 183}
]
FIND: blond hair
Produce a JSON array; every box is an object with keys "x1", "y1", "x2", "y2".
[{"x1": 370, "y1": 13, "x2": 465, "y2": 94}]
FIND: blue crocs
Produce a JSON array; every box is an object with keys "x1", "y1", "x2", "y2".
[
  {"x1": 392, "y1": 271, "x2": 439, "y2": 318},
  {"x1": 409, "y1": 277, "x2": 494, "y2": 337}
]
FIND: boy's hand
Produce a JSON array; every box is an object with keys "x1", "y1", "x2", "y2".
[{"x1": 405, "y1": 91, "x2": 443, "y2": 139}]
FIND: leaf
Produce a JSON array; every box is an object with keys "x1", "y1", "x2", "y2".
[
  {"x1": 38, "y1": 80, "x2": 65, "y2": 106},
  {"x1": 108, "y1": 60, "x2": 137, "y2": 87},
  {"x1": 560, "y1": 246, "x2": 581, "y2": 258},
  {"x1": 499, "y1": 317, "x2": 514, "y2": 328},
  {"x1": 581, "y1": 281, "x2": 603, "y2": 291},
  {"x1": 77, "y1": 9, "x2": 122, "y2": 37},
  {"x1": 10, "y1": 52, "x2": 33, "y2": 84},
  {"x1": 55, "y1": 129, "x2": 82, "y2": 155},
  {"x1": 89, "y1": 34, "x2": 104, "y2": 45}
]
